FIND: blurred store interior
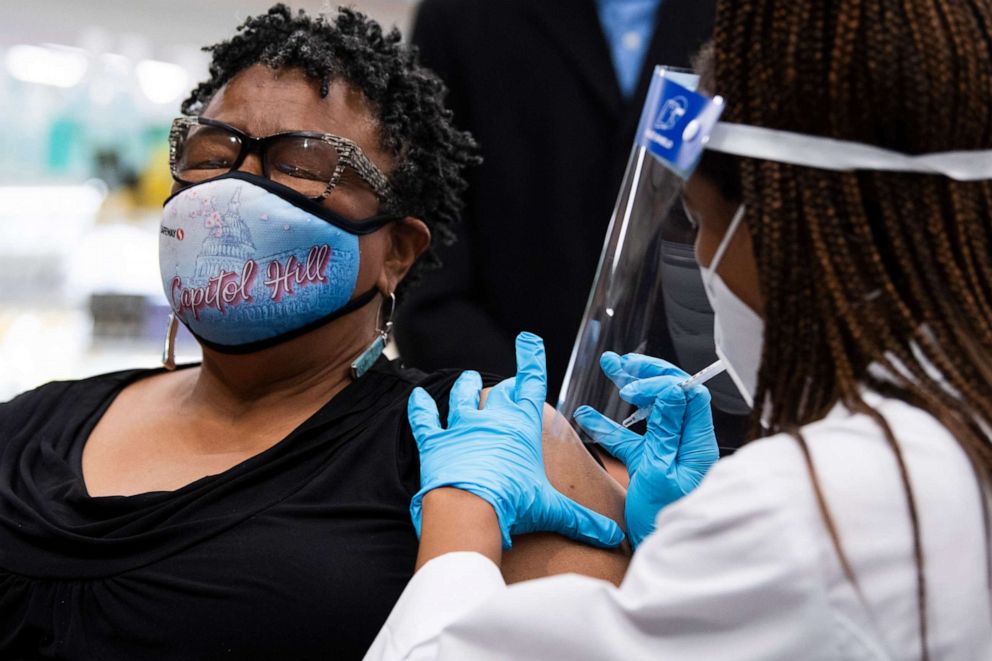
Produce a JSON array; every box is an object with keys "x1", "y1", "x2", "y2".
[{"x1": 0, "y1": 1, "x2": 416, "y2": 400}]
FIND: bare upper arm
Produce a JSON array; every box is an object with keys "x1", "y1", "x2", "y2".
[{"x1": 478, "y1": 388, "x2": 631, "y2": 586}]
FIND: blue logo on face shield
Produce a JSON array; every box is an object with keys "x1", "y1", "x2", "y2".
[
  {"x1": 654, "y1": 96, "x2": 689, "y2": 131},
  {"x1": 636, "y1": 70, "x2": 726, "y2": 179}
]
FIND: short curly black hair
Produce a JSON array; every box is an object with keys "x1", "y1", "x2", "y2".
[{"x1": 181, "y1": 3, "x2": 479, "y2": 295}]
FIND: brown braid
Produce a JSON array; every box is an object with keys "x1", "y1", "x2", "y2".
[{"x1": 697, "y1": 1, "x2": 992, "y2": 658}]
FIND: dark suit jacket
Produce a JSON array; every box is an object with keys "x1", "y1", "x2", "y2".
[{"x1": 396, "y1": 0, "x2": 717, "y2": 398}]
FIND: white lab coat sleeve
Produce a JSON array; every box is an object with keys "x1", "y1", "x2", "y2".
[
  {"x1": 364, "y1": 552, "x2": 506, "y2": 660},
  {"x1": 365, "y1": 451, "x2": 840, "y2": 661}
]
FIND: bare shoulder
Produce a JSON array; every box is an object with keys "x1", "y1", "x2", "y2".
[{"x1": 479, "y1": 388, "x2": 631, "y2": 585}]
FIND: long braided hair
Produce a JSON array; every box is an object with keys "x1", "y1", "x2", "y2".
[{"x1": 698, "y1": 1, "x2": 992, "y2": 657}]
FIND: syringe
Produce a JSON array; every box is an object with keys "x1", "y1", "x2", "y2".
[{"x1": 620, "y1": 360, "x2": 725, "y2": 428}]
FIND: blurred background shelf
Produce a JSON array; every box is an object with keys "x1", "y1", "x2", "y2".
[{"x1": 0, "y1": 1, "x2": 416, "y2": 401}]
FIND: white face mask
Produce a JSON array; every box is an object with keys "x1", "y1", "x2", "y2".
[{"x1": 697, "y1": 204, "x2": 764, "y2": 408}]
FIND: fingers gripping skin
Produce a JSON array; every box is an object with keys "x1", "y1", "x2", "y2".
[
  {"x1": 513, "y1": 333, "x2": 547, "y2": 421},
  {"x1": 408, "y1": 388, "x2": 443, "y2": 440},
  {"x1": 408, "y1": 333, "x2": 625, "y2": 551},
  {"x1": 572, "y1": 406, "x2": 644, "y2": 468},
  {"x1": 482, "y1": 393, "x2": 631, "y2": 585},
  {"x1": 447, "y1": 371, "x2": 482, "y2": 420}
]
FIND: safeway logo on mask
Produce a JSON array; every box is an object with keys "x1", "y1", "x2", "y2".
[{"x1": 161, "y1": 226, "x2": 185, "y2": 241}]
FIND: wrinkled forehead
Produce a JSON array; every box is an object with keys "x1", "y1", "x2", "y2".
[{"x1": 199, "y1": 64, "x2": 393, "y2": 174}]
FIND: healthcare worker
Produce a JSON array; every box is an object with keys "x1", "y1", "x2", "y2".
[{"x1": 365, "y1": 0, "x2": 992, "y2": 659}]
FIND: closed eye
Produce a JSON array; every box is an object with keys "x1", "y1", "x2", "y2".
[{"x1": 274, "y1": 163, "x2": 327, "y2": 182}]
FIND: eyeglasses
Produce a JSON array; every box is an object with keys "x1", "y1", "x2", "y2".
[{"x1": 168, "y1": 116, "x2": 395, "y2": 204}]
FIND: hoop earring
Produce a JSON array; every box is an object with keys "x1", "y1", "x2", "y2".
[
  {"x1": 162, "y1": 313, "x2": 178, "y2": 371},
  {"x1": 351, "y1": 291, "x2": 395, "y2": 380}
]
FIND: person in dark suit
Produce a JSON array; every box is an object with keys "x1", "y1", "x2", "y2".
[{"x1": 396, "y1": 0, "x2": 717, "y2": 401}]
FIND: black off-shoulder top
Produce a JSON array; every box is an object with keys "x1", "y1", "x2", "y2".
[{"x1": 0, "y1": 358, "x2": 491, "y2": 660}]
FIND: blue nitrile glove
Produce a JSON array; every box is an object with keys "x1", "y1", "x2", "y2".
[
  {"x1": 574, "y1": 352, "x2": 719, "y2": 547},
  {"x1": 408, "y1": 332, "x2": 625, "y2": 550}
]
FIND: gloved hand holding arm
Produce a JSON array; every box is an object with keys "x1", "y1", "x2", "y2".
[
  {"x1": 574, "y1": 352, "x2": 719, "y2": 547},
  {"x1": 409, "y1": 333, "x2": 625, "y2": 568}
]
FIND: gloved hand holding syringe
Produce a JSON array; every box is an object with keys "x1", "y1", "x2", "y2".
[
  {"x1": 572, "y1": 352, "x2": 721, "y2": 546},
  {"x1": 620, "y1": 360, "x2": 725, "y2": 428}
]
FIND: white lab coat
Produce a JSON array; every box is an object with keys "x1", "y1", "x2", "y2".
[{"x1": 365, "y1": 393, "x2": 992, "y2": 660}]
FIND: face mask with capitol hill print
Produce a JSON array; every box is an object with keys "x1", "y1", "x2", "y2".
[{"x1": 158, "y1": 173, "x2": 394, "y2": 353}]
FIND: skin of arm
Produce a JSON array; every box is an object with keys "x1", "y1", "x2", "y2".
[
  {"x1": 416, "y1": 488, "x2": 503, "y2": 568},
  {"x1": 416, "y1": 391, "x2": 631, "y2": 585}
]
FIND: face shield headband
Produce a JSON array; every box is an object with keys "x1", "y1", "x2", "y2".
[
  {"x1": 557, "y1": 67, "x2": 991, "y2": 443},
  {"x1": 639, "y1": 69, "x2": 992, "y2": 182},
  {"x1": 644, "y1": 67, "x2": 991, "y2": 396}
]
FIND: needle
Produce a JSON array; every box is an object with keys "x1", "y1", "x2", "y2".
[{"x1": 620, "y1": 360, "x2": 724, "y2": 428}]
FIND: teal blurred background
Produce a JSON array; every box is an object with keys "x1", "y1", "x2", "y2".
[{"x1": 0, "y1": 1, "x2": 416, "y2": 400}]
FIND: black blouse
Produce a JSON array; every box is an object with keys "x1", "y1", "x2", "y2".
[{"x1": 0, "y1": 359, "x2": 480, "y2": 660}]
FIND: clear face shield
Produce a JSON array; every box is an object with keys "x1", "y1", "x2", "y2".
[{"x1": 556, "y1": 66, "x2": 992, "y2": 453}]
